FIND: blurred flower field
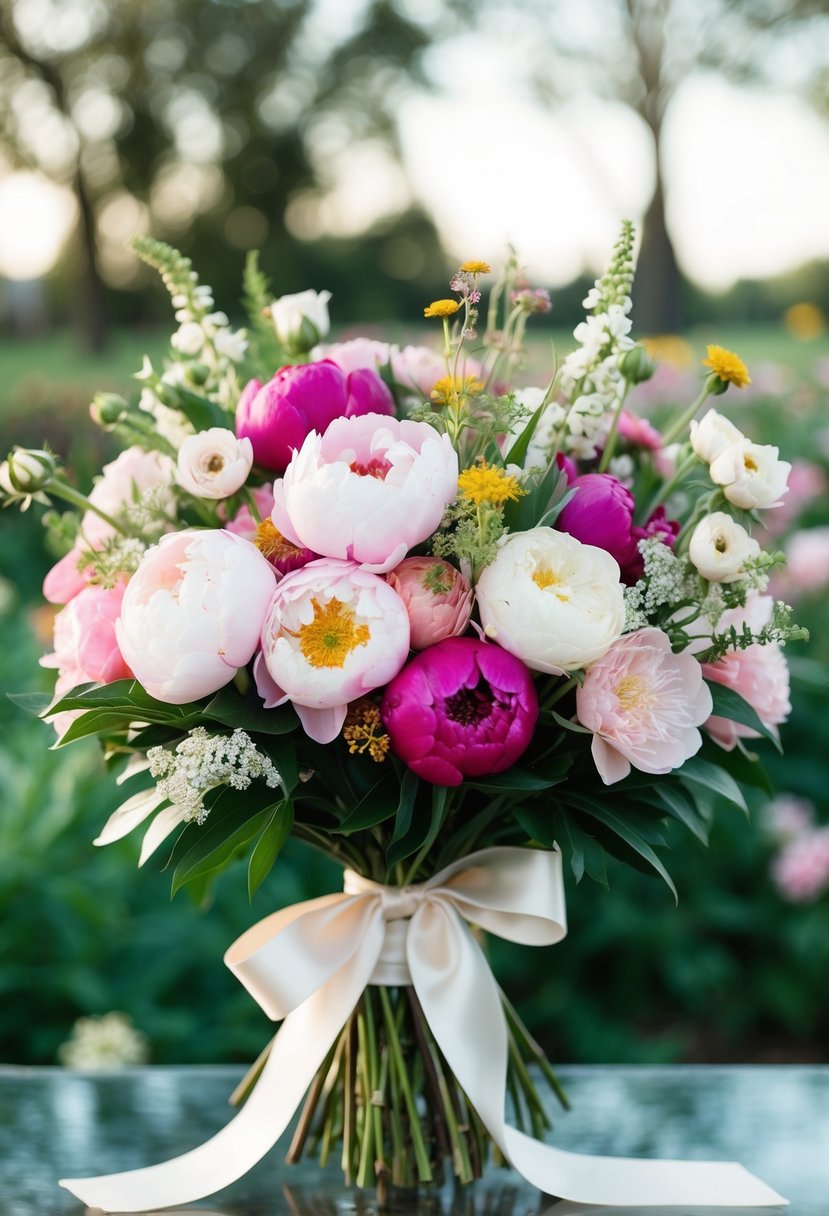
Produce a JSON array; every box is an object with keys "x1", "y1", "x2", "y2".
[{"x1": 1, "y1": 321, "x2": 828, "y2": 1068}]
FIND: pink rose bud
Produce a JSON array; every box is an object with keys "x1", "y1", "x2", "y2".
[
  {"x1": 236, "y1": 360, "x2": 394, "y2": 473},
  {"x1": 386, "y1": 558, "x2": 473, "y2": 650}
]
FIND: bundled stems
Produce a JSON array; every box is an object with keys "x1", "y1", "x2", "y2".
[{"x1": 266, "y1": 982, "x2": 569, "y2": 1197}]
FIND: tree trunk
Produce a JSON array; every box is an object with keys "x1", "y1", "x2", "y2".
[
  {"x1": 74, "y1": 168, "x2": 109, "y2": 353},
  {"x1": 634, "y1": 143, "x2": 683, "y2": 335}
]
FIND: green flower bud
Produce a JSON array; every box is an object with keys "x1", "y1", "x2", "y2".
[
  {"x1": 185, "y1": 362, "x2": 210, "y2": 386},
  {"x1": 4, "y1": 447, "x2": 57, "y2": 493},
  {"x1": 92, "y1": 393, "x2": 129, "y2": 426},
  {"x1": 619, "y1": 345, "x2": 654, "y2": 385}
]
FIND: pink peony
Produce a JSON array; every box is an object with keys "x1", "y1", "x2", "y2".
[
  {"x1": 764, "y1": 794, "x2": 814, "y2": 841},
  {"x1": 43, "y1": 447, "x2": 175, "y2": 604},
  {"x1": 576, "y1": 627, "x2": 713, "y2": 785},
  {"x1": 785, "y1": 527, "x2": 829, "y2": 596},
  {"x1": 772, "y1": 828, "x2": 829, "y2": 903},
  {"x1": 616, "y1": 410, "x2": 662, "y2": 451},
  {"x1": 702, "y1": 594, "x2": 791, "y2": 751},
  {"x1": 271, "y1": 413, "x2": 459, "y2": 574},
  {"x1": 389, "y1": 345, "x2": 484, "y2": 399},
  {"x1": 556, "y1": 474, "x2": 640, "y2": 579},
  {"x1": 315, "y1": 337, "x2": 391, "y2": 376},
  {"x1": 41, "y1": 580, "x2": 132, "y2": 738},
  {"x1": 386, "y1": 557, "x2": 473, "y2": 650},
  {"x1": 117, "y1": 529, "x2": 277, "y2": 704},
  {"x1": 380, "y1": 637, "x2": 538, "y2": 786},
  {"x1": 256, "y1": 559, "x2": 410, "y2": 744},
  {"x1": 235, "y1": 360, "x2": 395, "y2": 473}
]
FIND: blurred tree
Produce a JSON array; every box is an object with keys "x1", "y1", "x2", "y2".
[
  {"x1": 458, "y1": 0, "x2": 829, "y2": 333},
  {"x1": 0, "y1": 0, "x2": 458, "y2": 349}
]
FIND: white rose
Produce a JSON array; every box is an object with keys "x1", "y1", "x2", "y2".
[
  {"x1": 688, "y1": 512, "x2": 761, "y2": 582},
  {"x1": 689, "y1": 409, "x2": 743, "y2": 463},
  {"x1": 709, "y1": 439, "x2": 791, "y2": 510},
  {"x1": 176, "y1": 428, "x2": 253, "y2": 499},
  {"x1": 271, "y1": 289, "x2": 332, "y2": 354},
  {"x1": 475, "y1": 527, "x2": 625, "y2": 674},
  {"x1": 171, "y1": 322, "x2": 205, "y2": 356}
]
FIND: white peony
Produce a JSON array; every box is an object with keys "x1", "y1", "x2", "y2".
[
  {"x1": 475, "y1": 528, "x2": 625, "y2": 674},
  {"x1": 689, "y1": 409, "x2": 743, "y2": 463},
  {"x1": 176, "y1": 428, "x2": 253, "y2": 499},
  {"x1": 709, "y1": 439, "x2": 791, "y2": 510},
  {"x1": 688, "y1": 512, "x2": 761, "y2": 582},
  {"x1": 271, "y1": 288, "x2": 332, "y2": 354}
]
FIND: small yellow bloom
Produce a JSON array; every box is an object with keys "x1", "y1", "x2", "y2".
[
  {"x1": 343, "y1": 701, "x2": 390, "y2": 762},
  {"x1": 430, "y1": 374, "x2": 485, "y2": 406},
  {"x1": 459, "y1": 260, "x2": 491, "y2": 274},
  {"x1": 702, "y1": 345, "x2": 751, "y2": 389},
  {"x1": 458, "y1": 462, "x2": 525, "y2": 507},
  {"x1": 424, "y1": 299, "x2": 460, "y2": 318}
]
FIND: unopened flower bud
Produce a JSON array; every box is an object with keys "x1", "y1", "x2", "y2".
[
  {"x1": 185, "y1": 362, "x2": 210, "y2": 386},
  {"x1": 619, "y1": 345, "x2": 654, "y2": 384},
  {"x1": 91, "y1": 393, "x2": 128, "y2": 427},
  {"x1": 3, "y1": 447, "x2": 57, "y2": 494},
  {"x1": 271, "y1": 289, "x2": 332, "y2": 356}
]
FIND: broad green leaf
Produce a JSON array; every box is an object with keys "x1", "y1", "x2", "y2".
[
  {"x1": 677, "y1": 754, "x2": 748, "y2": 814},
  {"x1": 389, "y1": 785, "x2": 452, "y2": 874},
  {"x1": 567, "y1": 796, "x2": 677, "y2": 902},
  {"x1": 557, "y1": 815, "x2": 609, "y2": 888},
  {"x1": 204, "y1": 684, "x2": 298, "y2": 736},
  {"x1": 337, "y1": 774, "x2": 398, "y2": 834},
  {"x1": 168, "y1": 385, "x2": 234, "y2": 432},
  {"x1": 705, "y1": 680, "x2": 781, "y2": 751},
  {"x1": 7, "y1": 691, "x2": 53, "y2": 717},
  {"x1": 466, "y1": 768, "x2": 558, "y2": 793},
  {"x1": 247, "y1": 801, "x2": 294, "y2": 899},
  {"x1": 51, "y1": 710, "x2": 134, "y2": 747},
  {"x1": 704, "y1": 737, "x2": 773, "y2": 796},
  {"x1": 48, "y1": 679, "x2": 204, "y2": 726},
  {"x1": 173, "y1": 810, "x2": 270, "y2": 895},
  {"x1": 654, "y1": 784, "x2": 709, "y2": 845},
  {"x1": 503, "y1": 397, "x2": 547, "y2": 467},
  {"x1": 385, "y1": 770, "x2": 421, "y2": 867},
  {"x1": 166, "y1": 784, "x2": 280, "y2": 882},
  {"x1": 513, "y1": 803, "x2": 559, "y2": 849}
]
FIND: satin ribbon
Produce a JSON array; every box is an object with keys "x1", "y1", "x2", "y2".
[{"x1": 60, "y1": 846, "x2": 786, "y2": 1211}]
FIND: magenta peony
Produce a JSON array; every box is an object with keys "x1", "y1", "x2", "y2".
[
  {"x1": 386, "y1": 557, "x2": 473, "y2": 650},
  {"x1": 380, "y1": 637, "x2": 538, "y2": 786},
  {"x1": 555, "y1": 474, "x2": 640, "y2": 579},
  {"x1": 235, "y1": 360, "x2": 394, "y2": 473}
]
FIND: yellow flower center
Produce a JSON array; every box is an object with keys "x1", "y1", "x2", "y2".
[
  {"x1": 613, "y1": 674, "x2": 652, "y2": 712},
  {"x1": 343, "y1": 701, "x2": 390, "y2": 762},
  {"x1": 531, "y1": 565, "x2": 569, "y2": 601},
  {"x1": 289, "y1": 597, "x2": 370, "y2": 669},
  {"x1": 459, "y1": 260, "x2": 491, "y2": 274},
  {"x1": 255, "y1": 519, "x2": 303, "y2": 562},
  {"x1": 702, "y1": 345, "x2": 751, "y2": 388},
  {"x1": 457, "y1": 462, "x2": 524, "y2": 506},
  {"x1": 743, "y1": 454, "x2": 759, "y2": 473},
  {"x1": 424, "y1": 298, "x2": 460, "y2": 318}
]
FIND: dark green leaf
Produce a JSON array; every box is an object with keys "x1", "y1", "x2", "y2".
[
  {"x1": 466, "y1": 768, "x2": 558, "y2": 793},
  {"x1": 204, "y1": 684, "x2": 298, "y2": 736},
  {"x1": 705, "y1": 680, "x2": 781, "y2": 751},
  {"x1": 677, "y1": 754, "x2": 748, "y2": 814},
  {"x1": 654, "y1": 784, "x2": 709, "y2": 845},
  {"x1": 513, "y1": 803, "x2": 559, "y2": 848},
  {"x1": 168, "y1": 784, "x2": 281, "y2": 892},
  {"x1": 337, "y1": 773, "x2": 398, "y2": 834},
  {"x1": 704, "y1": 737, "x2": 773, "y2": 796},
  {"x1": 247, "y1": 801, "x2": 294, "y2": 899},
  {"x1": 48, "y1": 679, "x2": 205, "y2": 727},
  {"x1": 385, "y1": 770, "x2": 421, "y2": 867},
  {"x1": 567, "y1": 796, "x2": 677, "y2": 901},
  {"x1": 7, "y1": 691, "x2": 53, "y2": 717},
  {"x1": 549, "y1": 710, "x2": 592, "y2": 735}
]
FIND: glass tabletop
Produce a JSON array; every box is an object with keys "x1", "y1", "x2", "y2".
[{"x1": 1, "y1": 1064, "x2": 826, "y2": 1216}]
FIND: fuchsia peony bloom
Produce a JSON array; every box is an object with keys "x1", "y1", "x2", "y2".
[
  {"x1": 41, "y1": 580, "x2": 132, "y2": 738},
  {"x1": 556, "y1": 474, "x2": 640, "y2": 580},
  {"x1": 256, "y1": 559, "x2": 410, "y2": 744},
  {"x1": 381, "y1": 637, "x2": 538, "y2": 786},
  {"x1": 235, "y1": 360, "x2": 394, "y2": 473},
  {"x1": 272, "y1": 413, "x2": 459, "y2": 574},
  {"x1": 117, "y1": 529, "x2": 277, "y2": 704},
  {"x1": 702, "y1": 595, "x2": 791, "y2": 750},
  {"x1": 576, "y1": 628, "x2": 713, "y2": 785},
  {"x1": 386, "y1": 557, "x2": 473, "y2": 650}
]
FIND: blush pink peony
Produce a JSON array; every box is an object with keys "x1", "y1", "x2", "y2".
[
  {"x1": 576, "y1": 627, "x2": 713, "y2": 785},
  {"x1": 116, "y1": 529, "x2": 277, "y2": 704},
  {"x1": 271, "y1": 413, "x2": 459, "y2": 574},
  {"x1": 256, "y1": 559, "x2": 410, "y2": 744},
  {"x1": 702, "y1": 594, "x2": 791, "y2": 750},
  {"x1": 386, "y1": 557, "x2": 473, "y2": 650},
  {"x1": 772, "y1": 828, "x2": 829, "y2": 903}
]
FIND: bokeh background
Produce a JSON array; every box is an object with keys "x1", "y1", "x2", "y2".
[{"x1": 1, "y1": 0, "x2": 829, "y2": 1069}]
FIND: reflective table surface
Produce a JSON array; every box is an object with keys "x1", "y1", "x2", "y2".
[{"x1": 1, "y1": 1065, "x2": 827, "y2": 1216}]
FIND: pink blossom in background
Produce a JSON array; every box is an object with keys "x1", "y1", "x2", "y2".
[
  {"x1": 235, "y1": 360, "x2": 395, "y2": 473},
  {"x1": 271, "y1": 413, "x2": 459, "y2": 574},
  {"x1": 390, "y1": 346, "x2": 484, "y2": 399},
  {"x1": 702, "y1": 594, "x2": 791, "y2": 751},
  {"x1": 41, "y1": 580, "x2": 132, "y2": 738},
  {"x1": 616, "y1": 410, "x2": 662, "y2": 451},
  {"x1": 381, "y1": 637, "x2": 538, "y2": 786},
  {"x1": 256, "y1": 559, "x2": 410, "y2": 744},
  {"x1": 772, "y1": 828, "x2": 829, "y2": 902},
  {"x1": 386, "y1": 557, "x2": 473, "y2": 650},
  {"x1": 783, "y1": 527, "x2": 829, "y2": 597},
  {"x1": 315, "y1": 337, "x2": 391, "y2": 376},
  {"x1": 759, "y1": 460, "x2": 828, "y2": 540},
  {"x1": 576, "y1": 627, "x2": 712, "y2": 785},
  {"x1": 764, "y1": 794, "x2": 815, "y2": 841}
]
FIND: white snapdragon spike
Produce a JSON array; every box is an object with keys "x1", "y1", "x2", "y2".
[
  {"x1": 689, "y1": 409, "x2": 744, "y2": 463},
  {"x1": 709, "y1": 439, "x2": 791, "y2": 509},
  {"x1": 176, "y1": 428, "x2": 253, "y2": 499},
  {"x1": 171, "y1": 321, "x2": 205, "y2": 355},
  {"x1": 214, "y1": 326, "x2": 248, "y2": 362},
  {"x1": 272, "y1": 289, "x2": 332, "y2": 354},
  {"x1": 475, "y1": 528, "x2": 626, "y2": 674},
  {"x1": 138, "y1": 388, "x2": 196, "y2": 449},
  {"x1": 689, "y1": 513, "x2": 761, "y2": 582}
]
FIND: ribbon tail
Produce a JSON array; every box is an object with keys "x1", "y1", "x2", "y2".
[
  {"x1": 409, "y1": 904, "x2": 786, "y2": 1209},
  {"x1": 59, "y1": 957, "x2": 370, "y2": 1212}
]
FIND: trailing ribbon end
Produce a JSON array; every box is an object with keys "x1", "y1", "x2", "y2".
[{"x1": 58, "y1": 847, "x2": 787, "y2": 1213}]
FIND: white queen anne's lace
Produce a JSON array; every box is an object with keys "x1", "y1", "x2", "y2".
[{"x1": 147, "y1": 727, "x2": 283, "y2": 824}]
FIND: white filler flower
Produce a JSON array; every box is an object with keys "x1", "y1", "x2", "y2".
[
  {"x1": 475, "y1": 527, "x2": 625, "y2": 674},
  {"x1": 689, "y1": 512, "x2": 761, "y2": 582},
  {"x1": 176, "y1": 427, "x2": 253, "y2": 499}
]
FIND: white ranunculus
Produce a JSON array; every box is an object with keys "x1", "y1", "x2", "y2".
[
  {"x1": 688, "y1": 512, "x2": 761, "y2": 582},
  {"x1": 176, "y1": 428, "x2": 253, "y2": 499},
  {"x1": 271, "y1": 289, "x2": 332, "y2": 354},
  {"x1": 475, "y1": 527, "x2": 625, "y2": 674},
  {"x1": 689, "y1": 409, "x2": 743, "y2": 463},
  {"x1": 116, "y1": 529, "x2": 277, "y2": 703},
  {"x1": 709, "y1": 439, "x2": 791, "y2": 510}
]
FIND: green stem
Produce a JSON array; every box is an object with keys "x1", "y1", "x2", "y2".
[
  {"x1": 356, "y1": 1008, "x2": 376, "y2": 1187},
  {"x1": 378, "y1": 987, "x2": 433, "y2": 1183},
  {"x1": 49, "y1": 478, "x2": 130, "y2": 536},
  {"x1": 597, "y1": 379, "x2": 632, "y2": 473},
  {"x1": 639, "y1": 450, "x2": 698, "y2": 521},
  {"x1": 541, "y1": 676, "x2": 578, "y2": 711},
  {"x1": 660, "y1": 383, "x2": 713, "y2": 448},
  {"x1": 501, "y1": 990, "x2": 570, "y2": 1111}
]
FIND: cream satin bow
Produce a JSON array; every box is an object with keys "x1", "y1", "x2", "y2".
[{"x1": 60, "y1": 846, "x2": 785, "y2": 1212}]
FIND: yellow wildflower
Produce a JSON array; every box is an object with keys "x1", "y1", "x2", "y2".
[
  {"x1": 458, "y1": 462, "x2": 525, "y2": 507},
  {"x1": 424, "y1": 299, "x2": 460, "y2": 318},
  {"x1": 459, "y1": 260, "x2": 491, "y2": 274},
  {"x1": 430, "y1": 374, "x2": 485, "y2": 406},
  {"x1": 702, "y1": 345, "x2": 751, "y2": 389},
  {"x1": 343, "y1": 701, "x2": 390, "y2": 762}
]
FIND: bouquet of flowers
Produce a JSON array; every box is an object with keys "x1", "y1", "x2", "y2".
[{"x1": 2, "y1": 223, "x2": 802, "y2": 1211}]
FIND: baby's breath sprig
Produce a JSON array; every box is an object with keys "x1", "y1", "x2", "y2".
[{"x1": 147, "y1": 727, "x2": 283, "y2": 825}]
